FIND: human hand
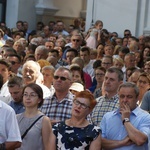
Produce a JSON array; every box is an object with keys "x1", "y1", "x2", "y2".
[
  {"x1": 120, "y1": 103, "x2": 131, "y2": 120},
  {"x1": 123, "y1": 136, "x2": 134, "y2": 146}
]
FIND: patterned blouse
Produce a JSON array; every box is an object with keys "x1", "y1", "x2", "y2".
[{"x1": 53, "y1": 122, "x2": 101, "y2": 150}]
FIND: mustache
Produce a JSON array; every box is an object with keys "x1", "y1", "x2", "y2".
[{"x1": 24, "y1": 76, "x2": 32, "y2": 79}]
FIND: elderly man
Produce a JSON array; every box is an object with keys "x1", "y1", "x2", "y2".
[
  {"x1": 34, "y1": 45, "x2": 48, "y2": 61},
  {"x1": 91, "y1": 67, "x2": 123, "y2": 125},
  {"x1": 22, "y1": 60, "x2": 51, "y2": 98},
  {"x1": 101, "y1": 82, "x2": 150, "y2": 149},
  {"x1": 40, "y1": 67, "x2": 73, "y2": 124}
]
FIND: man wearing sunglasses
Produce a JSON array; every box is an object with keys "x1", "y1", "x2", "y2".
[
  {"x1": 7, "y1": 54, "x2": 22, "y2": 77},
  {"x1": 40, "y1": 66, "x2": 73, "y2": 124}
]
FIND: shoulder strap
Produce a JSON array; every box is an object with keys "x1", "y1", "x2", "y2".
[{"x1": 21, "y1": 115, "x2": 44, "y2": 139}]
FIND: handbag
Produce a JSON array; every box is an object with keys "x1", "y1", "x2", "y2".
[{"x1": 21, "y1": 115, "x2": 44, "y2": 139}]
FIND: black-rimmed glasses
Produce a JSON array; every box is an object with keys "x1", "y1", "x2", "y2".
[{"x1": 73, "y1": 99, "x2": 90, "y2": 109}]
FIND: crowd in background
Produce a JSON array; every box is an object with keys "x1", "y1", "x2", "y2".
[{"x1": 0, "y1": 18, "x2": 150, "y2": 149}]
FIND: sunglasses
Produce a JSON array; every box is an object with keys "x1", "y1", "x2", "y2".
[
  {"x1": 72, "y1": 39, "x2": 80, "y2": 42},
  {"x1": 10, "y1": 61, "x2": 18, "y2": 65},
  {"x1": 124, "y1": 34, "x2": 130, "y2": 36},
  {"x1": 54, "y1": 75, "x2": 70, "y2": 81}
]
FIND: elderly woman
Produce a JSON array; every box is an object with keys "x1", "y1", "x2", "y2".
[{"x1": 51, "y1": 91, "x2": 101, "y2": 150}]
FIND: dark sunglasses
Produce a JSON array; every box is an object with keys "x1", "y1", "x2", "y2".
[
  {"x1": 10, "y1": 61, "x2": 18, "y2": 65},
  {"x1": 124, "y1": 34, "x2": 130, "y2": 36},
  {"x1": 54, "y1": 75, "x2": 70, "y2": 81},
  {"x1": 72, "y1": 39, "x2": 80, "y2": 42}
]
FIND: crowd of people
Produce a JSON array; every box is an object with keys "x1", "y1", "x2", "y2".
[{"x1": 0, "y1": 18, "x2": 150, "y2": 149}]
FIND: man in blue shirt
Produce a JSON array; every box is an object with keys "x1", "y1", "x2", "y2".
[
  {"x1": 8, "y1": 76, "x2": 25, "y2": 114},
  {"x1": 101, "y1": 82, "x2": 150, "y2": 150}
]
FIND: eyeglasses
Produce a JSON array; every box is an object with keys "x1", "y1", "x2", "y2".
[
  {"x1": 72, "y1": 39, "x2": 80, "y2": 42},
  {"x1": 23, "y1": 93, "x2": 38, "y2": 98},
  {"x1": 73, "y1": 99, "x2": 90, "y2": 109},
  {"x1": 54, "y1": 75, "x2": 70, "y2": 81},
  {"x1": 138, "y1": 80, "x2": 148, "y2": 84},
  {"x1": 95, "y1": 73, "x2": 105, "y2": 77},
  {"x1": 10, "y1": 61, "x2": 18, "y2": 65}
]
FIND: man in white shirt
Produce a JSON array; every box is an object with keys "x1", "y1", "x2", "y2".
[{"x1": 0, "y1": 100, "x2": 22, "y2": 149}]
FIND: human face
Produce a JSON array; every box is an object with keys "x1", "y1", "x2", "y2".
[
  {"x1": 96, "y1": 23, "x2": 103, "y2": 30},
  {"x1": 143, "y1": 48, "x2": 150, "y2": 58},
  {"x1": 9, "y1": 85, "x2": 23, "y2": 103},
  {"x1": 43, "y1": 26, "x2": 50, "y2": 36},
  {"x1": 116, "y1": 39, "x2": 122, "y2": 45},
  {"x1": 137, "y1": 76, "x2": 150, "y2": 90},
  {"x1": 97, "y1": 45, "x2": 104, "y2": 59},
  {"x1": 56, "y1": 38, "x2": 65, "y2": 47},
  {"x1": 45, "y1": 42, "x2": 54, "y2": 51},
  {"x1": 57, "y1": 22, "x2": 64, "y2": 32},
  {"x1": 118, "y1": 87, "x2": 137, "y2": 111},
  {"x1": 41, "y1": 69, "x2": 54, "y2": 87},
  {"x1": 144, "y1": 64, "x2": 150, "y2": 74},
  {"x1": 118, "y1": 51, "x2": 126, "y2": 60},
  {"x1": 35, "y1": 49, "x2": 48, "y2": 61},
  {"x1": 7, "y1": 56, "x2": 21, "y2": 74},
  {"x1": 104, "y1": 46, "x2": 113, "y2": 56},
  {"x1": 124, "y1": 55, "x2": 135, "y2": 68},
  {"x1": 17, "y1": 23, "x2": 23, "y2": 30},
  {"x1": 13, "y1": 42, "x2": 23, "y2": 52},
  {"x1": 80, "y1": 51, "x2": 90, "y2": 64},
  {"x1": 124, "y1": 31, "x2": 131, "y2": 38},
  {"x1": 135, "y1": 52, "x2": 141, "y2": 64},
  {"x1": 0, "y1": 64, "x2": 10, "y2": 83},
  {"x1": 95, "y1": 69, "x2": 105, "y2": 84},
  {"x1": 72, "y1": 70, "x2": 82, "y2": 83},
  {"x1": 22, "y1": 64, "x2": 38, "y2": 85},
  {"x1": 66, "y1": 51, "x2": 76, "y2": 65},
  {"x1": 113, "y1": 60, "x2": 123, "y2": 70},
  {"x1": 72, "y1": 97, "x2": 91, "y2": 118},
  {"x1": 53, "y1": 69, "x2": 72, "y2": 92},
  {"x1": 23, "y1": 87, "x2": 40, "y2": 108},
  {"x1": 123, "y1": 38, "x2": 128, "y2": 47},
  {"x1": 71, "y1": 35, "x2": 82, "y2": 49},
  {"x1": 101, "y1": 57, "x2": 112, "y2": 70},
  {"x1": 103, "y1": 72, "x2": 122, "y2": 94}
]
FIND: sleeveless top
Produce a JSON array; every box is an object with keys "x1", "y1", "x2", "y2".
[{"x1": 16, "y1": 112, "x2": 44, "y2": 150}]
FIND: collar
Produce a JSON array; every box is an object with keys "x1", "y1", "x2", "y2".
[{"x1": 104, "y1": 94, "x2": 119, "y2": 102}]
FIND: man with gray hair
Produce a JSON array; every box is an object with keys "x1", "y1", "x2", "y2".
[
  {"x1": 34, "y1": 45, "x2": 48, "y2": 61},
  {"x1": 40, "y1": 66, "x2": 73, "y2": 124},
  {"x1": 101, "y1": 82, "x2": 150, "y2": 149},
  {"x1": 91, "y1": 67, "x2": 123, "y2": 125},
  {"x1": 22, "y1": 60, "x2": 51, "y2": 98}
]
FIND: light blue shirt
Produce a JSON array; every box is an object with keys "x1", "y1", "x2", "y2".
[{"x1": 100, "y1": 107, "x2": 150, "y2": 150}]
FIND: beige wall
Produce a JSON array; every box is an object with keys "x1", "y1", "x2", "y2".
[{"x1": 53, "y1": 0, "x2": 82, "y2": 17}]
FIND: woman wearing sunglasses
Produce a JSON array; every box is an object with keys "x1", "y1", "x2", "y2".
[{"x1": 51, "y1": 90, "x2": 101, "y2": 150}]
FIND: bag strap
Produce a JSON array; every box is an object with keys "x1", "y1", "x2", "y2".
[{"x1": 21, "y1": 115, "x2": 44, "y2": 139}]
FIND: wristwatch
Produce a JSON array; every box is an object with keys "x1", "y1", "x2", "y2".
[{"x1": 122, "y1": 118, "x2": 130, "y2": 125}]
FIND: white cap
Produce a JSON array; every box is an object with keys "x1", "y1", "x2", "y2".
[{"x1": 69, "y1": 82, "x2": 84, "y2": 92}]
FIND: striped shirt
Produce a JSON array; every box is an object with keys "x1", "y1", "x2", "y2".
[{"x1": 91, "y1": 94, "x2": 119, "y2": 126}]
